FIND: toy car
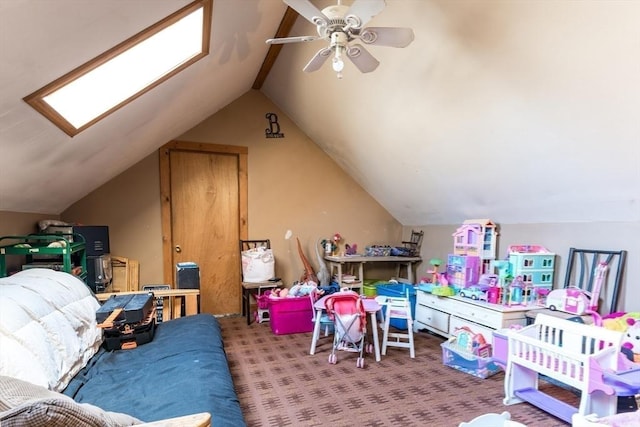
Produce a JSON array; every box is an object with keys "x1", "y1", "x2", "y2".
[{"x1": 458, "y1": 285, "x2": 488, "y2": 301}]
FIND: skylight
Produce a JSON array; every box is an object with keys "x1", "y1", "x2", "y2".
[{"x1": 24, "y1": 0, "x2": 212, "y2": 137}]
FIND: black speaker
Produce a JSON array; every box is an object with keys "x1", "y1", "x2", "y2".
[
  {"x1": 73, "y1": 225, "x2": 110, "y2": 256},
  {"x1": 176, "y1": 262, "x2": 200, "y2": 289},
  {"x1": 176, "y1": 262, "x2": 200, "y2": 315}
]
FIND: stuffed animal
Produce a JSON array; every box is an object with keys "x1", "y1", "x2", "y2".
[
  {"x1": 622, "y1": 318, "x2": 640, "y2": 363},
  {"x1": 288, "y1": 282, "x2": 316, "y2": 297}
]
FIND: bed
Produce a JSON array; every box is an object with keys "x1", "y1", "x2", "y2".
[{"x1": 0, "y1": 268, "x2": 245, "y2": 426}]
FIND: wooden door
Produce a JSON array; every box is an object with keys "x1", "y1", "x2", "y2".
[{"x1": 160, "y1": 141, "x2": 248, "y2": 315}]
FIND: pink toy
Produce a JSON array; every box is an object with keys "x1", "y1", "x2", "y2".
[{"x1": 545, "y1": 262, "x2": 609, "y2": 315}]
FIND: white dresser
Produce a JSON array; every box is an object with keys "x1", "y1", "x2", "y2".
[{"x1": 414, "y1": 289, "x2": 530, "y2": 339}]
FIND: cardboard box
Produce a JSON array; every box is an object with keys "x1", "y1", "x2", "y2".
[
  {"x1": 112, "y1": 256, "x2": 139, "y2": 292},
  {"x1": 269, "y1": 296, "x2": 314, "y2": 335}
]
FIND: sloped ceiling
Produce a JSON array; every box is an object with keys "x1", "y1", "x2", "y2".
[
  {"x1": 0, "y1": 0, "x2": 286, "y2": 214},
  {"x1": 1, "y1": 0, "x2": 639, "y2": 225}
]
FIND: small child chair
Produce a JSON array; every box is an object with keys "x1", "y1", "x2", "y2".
[{"x1": 377, "y1": 289, "x2": 415, "y2": 358}]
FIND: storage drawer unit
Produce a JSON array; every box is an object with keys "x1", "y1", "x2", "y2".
[{"x1": 414, "y1": 288, "x2": 529, "y2": 338}]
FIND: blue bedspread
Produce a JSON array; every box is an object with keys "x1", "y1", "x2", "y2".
[{"x1": 64, "y1": 314, "x2": 246, "y2": 426}]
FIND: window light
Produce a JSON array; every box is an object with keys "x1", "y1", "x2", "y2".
[{"x1": 24, "y1": 0, "x2": 212, "y2": 137}]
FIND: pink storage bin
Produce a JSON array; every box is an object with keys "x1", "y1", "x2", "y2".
[{"x1": 269, "y1": 296, "x2": 314, "y2": 335}]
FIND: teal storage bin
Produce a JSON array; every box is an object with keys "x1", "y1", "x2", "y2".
[{"x1": 376, "y1": 283, "x2": 416, "y2": 330}]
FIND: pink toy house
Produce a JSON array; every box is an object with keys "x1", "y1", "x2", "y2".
[
  {"x1": 452, "y1": 219, "x2": 498, "y2": 274},
  {"x1": 446, "y1": 254, "x2": 481, "y2": 288}
]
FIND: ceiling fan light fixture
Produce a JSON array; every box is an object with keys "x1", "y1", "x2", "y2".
[
  {"x1": 270, "y1": 0, "x2": 414, "y2": 77},
  {"x1": 332, "y1": 56, "x2": 344, "y2": 73},
  {"x1": 330, "y1": 32, "x2": 347, "y2": 78}
]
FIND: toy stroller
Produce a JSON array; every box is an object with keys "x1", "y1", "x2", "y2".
[{"x1": 324, "y1": 291, "x2": 372, "y2": 368}]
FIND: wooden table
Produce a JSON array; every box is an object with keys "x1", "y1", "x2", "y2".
[{"x1": 324, "y1": 255, "x2": 422, "y2": 292}]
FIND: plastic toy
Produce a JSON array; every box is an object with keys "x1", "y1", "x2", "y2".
[
  {"x1": 545, "y1": 262, "x2": 609, "y2": 315},
  {"x1": 430, "y1": 266, "x2": 455, "y2": 296},
  {"x1": 507, "y1": 245, "x2": 556, "y2": 290},
  {"x1": 504, "y1": 313, "x2": 640, "y2": 423},
  {"x1": 427, "y1": 258, "x2": 443, "y2": 284},
  {"x1": 453, "y1": 326, "x2": 491, "y2": 357},
  {"x1": 545, "y1": 286, "x2": 590, "y2": 314},
  {"x1": 452, "y1": 219, "x2": 498, "y2": 275},
  {"x1": 458, "y1": 285, "x2": 488, "y2": 301},
  {"x1": 459, "y1": 411, "x2": 525, "y2": 427},
  {"x1": 622, "y1": 318, "x2": 640, "y2": 363}
]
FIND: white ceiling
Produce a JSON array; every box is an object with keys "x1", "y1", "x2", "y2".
[{"x1": 1, "y1": 0, "x2": 639, "y2": 225}]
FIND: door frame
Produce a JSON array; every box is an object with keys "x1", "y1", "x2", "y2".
[{"x1": 159, "y1": 140, "x2": 248, "y2": 286}]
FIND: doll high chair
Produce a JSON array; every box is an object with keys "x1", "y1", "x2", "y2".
[{"x1": 376, "y1": 288, "x2": 415, "y2": 358}]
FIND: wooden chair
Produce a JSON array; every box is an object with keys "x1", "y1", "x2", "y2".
[
  {"x1": 401, "y1": 230, "x2": 424, "y2": 257},
  {"x1": 240, "y1": 239, "x2": 282, "y2": 325}
]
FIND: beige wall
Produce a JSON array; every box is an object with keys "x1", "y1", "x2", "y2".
[
  {"x1": 62, "y1": 154, "x2": 163, "y2": 285},
  {"x1": 406, "y1": 222, "x2": 640, "y2": 312},
  {"x1": 62, "y1": 90, "x2": 403, "y2": 287}
]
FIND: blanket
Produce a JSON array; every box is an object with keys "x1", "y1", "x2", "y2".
[{"x1": 0, "y1": 269, "x2": 102, "y2": 392}]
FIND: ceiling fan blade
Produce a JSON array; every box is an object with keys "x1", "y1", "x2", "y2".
[
  {"x1": 266, "y1": 35, "x2": 318, "y2": 45},
  {"x1": 346, "y1": 44, "x2": 379, "y2": 73},
  {"x1": 345, "y1": 0, "x2": 386, "y2": 29},
  {"x1": 359, "y1": 27, "x2": 415, "y2": 48},
  {"x1": 283, "y1": 0, "x2": 329, "y2": 27},
  {"x1": 303, "y1": 47, "x2": 332, "y2": 72}
]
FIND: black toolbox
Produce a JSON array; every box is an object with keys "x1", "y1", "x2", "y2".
[
  {"x1": 96, "y1": 293, "x2": 156, "y2": 350},
  {"x1": 96, "y1": 293, "x2": 153, "y2": 324}
]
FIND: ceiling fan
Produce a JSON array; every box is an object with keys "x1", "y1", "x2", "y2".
[{"x1": 266, "y1": 0, "x2": 414, "y2": 78}]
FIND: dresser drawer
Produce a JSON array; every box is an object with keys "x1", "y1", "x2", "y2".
[
  {"x1": 416, "y1": 289, "x2": 529, "y2": 337},
  {"x1": 416, "y1": 305, "x2": 451, "y2": 336},
  {"x1": 417, "y1": 292, "x2": 458, "y2": 312},
  {"x1": 415, "y1": 304, "x2": 449, "y2": 336},
  {"x1": 448, "y1": 304, "x2": 503, "y2": 329},
  {"x1": 449, "y1": 315, "x2": 495, "y2": 341}
]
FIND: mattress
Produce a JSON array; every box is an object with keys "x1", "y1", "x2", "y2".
[{"x1": 64, "y1": 314, "x2": 245, "y2": 427}]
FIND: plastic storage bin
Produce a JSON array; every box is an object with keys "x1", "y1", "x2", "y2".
[
  {"x1": 441, "y1": 340, "x2": 501, "y2": 379},
  {"x1": 363, "y1": 279, "x2": 381, "y2": 297},
  {"x1": 268, "y1": 296, "x2": 314, "y2": 335},
  {"x1": 376, "y1": 283, "x2": 416, "y2": 330}
]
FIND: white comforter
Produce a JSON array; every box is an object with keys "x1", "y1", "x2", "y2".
[{"x1": 0, "y1": 269, "x2": 102, "y2": 392}]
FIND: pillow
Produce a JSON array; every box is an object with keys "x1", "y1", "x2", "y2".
[{"x1": 0, "y1": 376, "x2": 141, "y2": 426}]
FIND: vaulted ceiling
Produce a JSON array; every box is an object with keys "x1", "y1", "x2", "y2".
[{"x1": 1, "y1": 0, "x2": 638, "y2": 225}]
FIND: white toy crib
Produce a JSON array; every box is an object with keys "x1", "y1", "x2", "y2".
[{"x1": 503, "y1": 313, "x2": 625, "y2": 423}]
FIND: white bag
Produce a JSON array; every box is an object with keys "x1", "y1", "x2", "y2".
[{"x1": 241, "y1": 247, "x2": 275, "y2": 282}]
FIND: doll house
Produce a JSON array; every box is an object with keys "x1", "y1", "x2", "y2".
[
  {"x1": 507, "y1": 245, "x2": 556, "y2": 291},
  {"x1": 452, "y1": 219, "x2": 499, "y2": 275}
]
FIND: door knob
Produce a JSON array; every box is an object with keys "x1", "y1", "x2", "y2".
[{"x1": 175, "y1": 245, "x2": 181, "y2": 253}]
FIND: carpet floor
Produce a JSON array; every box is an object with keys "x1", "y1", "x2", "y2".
[{"x1": 219, "y1": 315, "x2": 579, "y2": 427}]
